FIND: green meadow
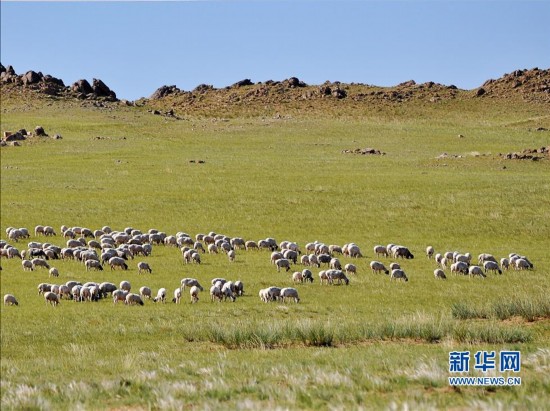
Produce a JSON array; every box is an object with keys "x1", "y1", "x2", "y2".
[{"x1": 1, "y1": 94, "x2": 549, "y2": 410}]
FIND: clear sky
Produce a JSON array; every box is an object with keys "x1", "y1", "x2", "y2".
[{"x1": 1, "y1": 1, "x2": 549, "y2": 101}]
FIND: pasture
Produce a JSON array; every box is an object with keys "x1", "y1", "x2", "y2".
[{"x1": 1, "y1": 96, "x2": 550, "y2": 410}]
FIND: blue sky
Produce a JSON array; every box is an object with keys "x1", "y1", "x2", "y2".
[{"x1": 1, "y1": 1, "x2": 549, "y2": 101}]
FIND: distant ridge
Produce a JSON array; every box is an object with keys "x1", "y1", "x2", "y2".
[{"x1": 1, "y1": 64, "x2": 548, "y2": 107}]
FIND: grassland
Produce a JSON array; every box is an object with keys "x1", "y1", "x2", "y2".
[{"x1": 1, "y1": 90, "x2": 550, "y2": 410}]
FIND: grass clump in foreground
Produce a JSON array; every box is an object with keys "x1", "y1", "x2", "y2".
[
  {"x1": 452, "y1": 292, "x2": 550, "y2": 322},
  {"x1": 180, "y1": 314, "x2": 531, "y2": 349}
]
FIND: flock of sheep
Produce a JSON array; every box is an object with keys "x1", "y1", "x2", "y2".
[{"x1": 1, "y1": 224, "x2": 536, "y2": 308}]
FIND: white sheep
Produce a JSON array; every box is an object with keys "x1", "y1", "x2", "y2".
[
  {"x1": 113, "y1": 289, "x2": 129, "y2": 304},
  {"x1": 172, "y1": 288, "x2": 182, "y2": 304},
  {"x1": 4, "y1": 294, "x2": 19, "y2": 306},
  {"x1": 275, "y1": 258, "x2": 291, "y2": 272},
  {"x1": 483, "y1": 261, "x2": 502, "y2": 275},
  {"x1": 434, "y1": 268, "x2": 447, "y2": 279},
  {"x1": 513, "y1": 258, "x2": 532, "y2": 271},
  {"x1": 426, "y1": 246, "x2": 435, "y2": 259},
  {"x1": 327, "y1": 269, "x2": 349, "y2": 285},
  {"x1": 180, "y1": 278, "x2": 204, "y2": 292},
  {"x1": 234, "y1": 280, "x2": 244, "y2": 296},
  {"x1": 292, "y1": 271, "x2": 303, "y2": 283},
  {"x1": 228, "y1": 249, "x2": 236, "y2": 262},
  {"x1": 468, "y1": 265, "x2": 486, "y2": 278},
  {"x1": 44, "y1": 291, "x2": 60, "y2": 306},
  {"x1": 389, "y1": 262, "x2": 401, "y2": 271},
  {"x1": 119, "y1": 281, "x2": 132, "y2": 292},
  {"x1": 210, "y1": 285, "x2": 223, "y2": 302},
  {"x1": 266, "y1": 286, "x2": 281, "y2": 301},
  {"x1": 344, "y1": 263, "x2": 357, "y2": 276},
  {"x1": 347, "y1": 244, "x2": 363, "y2": 258},
  {"x1": 500, "y1": 258, "x2": 510, "y2": 271},
  {"x1": 280, "y1": 287, "x2": 300, "y2": 303},
  {"x1": 21, "y1": 260, "x2": 34, "y2": 271},
  {"x1": 49, "y1": 267, "x2": 59, "y2": 278},
  {"x1": 301, "y1": 269, "x2": 314, "y2": 283},
  {"x1": 139, "y1": 286, "x2": 152, "y2": 300},
  {"x1": 31, "y1": 258, "x2": 50, "y2": 270},
  {"x1": 478, "y1": 253, "x2": 497, "y2": 265},
  {"x1": 108, "y1": 256, "x2": 128, "y2": 271},
  {"x1": 125, "y1": 293, "x2": 144, "y2": 306},
  {"x1": 154, "y1": 288, "x2": 167, "y2": 303},
  {"x1": 451, "y1": 262, "x2": 469, "y2": 275},
  {"x1": 329, "y1": 258, "x2": 342, "y2": 270},
  {"x1": 308, "y1": 254, "x2": 320, "y2": 268},
  {"x1": 189, "y1": 285, "x2": 200, "y2": 303},
  {"x1": 245, "y1": 240, "x2": 259, "y2": 251},
  {"x1": 258, "y1": 288, "x2": 270, "y2": 303},
  {"x1": 318, "y1": 270, "x2": 329, "y2": 285},
  {"x1": 85, "y1": 259, "x2": 104, "y2": 271},
  {"x1": 374, "y1": 245, "x2": 389, "y2": 258},
  {"x1": 390, "y1": 269, "x2": 408, "y2": 282},
  {"x1": 370, "y1": 261, "x2": 389, "y2": 275},
  {"x1": 221, "y1": 282, "x2": 236, "y2": 302},
  {"x1": 137, "y1": 261, "x2": 152, "y2": 274}
]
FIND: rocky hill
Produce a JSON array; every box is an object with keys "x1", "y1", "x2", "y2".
[
  {"x1": 1, "y1": 64, "x2": 548, "y2": 116},
  {"x1": 0, "y1": 64, "x2": 117, "y2": 102}
]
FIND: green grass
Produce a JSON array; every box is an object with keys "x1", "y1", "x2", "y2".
[{"x1": 1, "y1": 95, "x2": 550, "y2": 409}]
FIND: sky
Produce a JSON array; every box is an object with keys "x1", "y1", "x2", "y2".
[{"x1": 1, "y1": 1, "x2": 549, "y2": 101}]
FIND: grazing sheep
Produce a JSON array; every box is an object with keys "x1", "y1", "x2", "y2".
[
  {"x1": 80, "y1": 286, "x2": 92, "y2": 302},
  {"x1": 44, "y1": 291, "x2": 60, "y2": 306},
  {"x1": 451, "y1": 262, "x2": 469, "y2": 275},
  {"x1": 230, "y1": 237, "x2": 246, "y2": 250},
  {"x1": 37, "y1": 283, "x2": 52, "y2": 295},
  {"x1": 211, "y1": 278, "x2": 227, "y2": 287},
  {"x1": 374, "y1": 245, "x2": 389, "y2": 258},
  {"x1": 154, "y1": 288, "x2": 167, "y2": 303},
  {"x1": 308, "y1": 254, "x2": 320, "y2": 268},
  {"x1": 292, "y1": 271, "x2": 304, "y2": 283},
  {"x1": 113, "y1": 289, "x2": 129, "y2": 304},
  {"x1": 191, "y1": 252, "x2": 201, "y2": 264},
  {"x1": 258, "y1": 288, "x2": 270, "y2": 303},
  {"x1": 4, "y1": 294, "x2": 18, "y2": 306},
  {"x1": 392, "y1": 246, "x2": 414, "y2": 259},
  {"x1": 208, "y1": 243, "x2": 219, "y2": 254},
  {"x1": 347, "y1": 244, "x2": 363, "y2": 258},
  {"x1": 301, "y1": 269, "x2": 314, "y2": 283},
  {"x1": 426, "y1": 246, "x2": 435, "y2": 259},
  {"x1": 189, "y1": 285, "x2": 200, "y2": 303},
  {"x1": 390, "y1": 269, "x2": 409, "y2": 282},
  {"x1": 300, "y1": 255, "x2": 310, "y2": 265},
  {"x1": 327, "y1": 269, "x2": 349, "y2": 285},
  {"x1": 275, "y1": 258, "x2": 291, "y2": 272},
  {"x1": 266, "y1": 287, "x2": 282, "y2": 301},
  {"x1": 329, "y1": 244, "x2": 342, "y2": 255},
  {"x1": 234, "y1": 280, "x2": 244, "y2": 296},
  {"x1": 370, "y1": 261, "x2": 389, "y2": 275},
  {"x1": 35, "y1": 225, "x2": 45, "y2": 236},
  {"x1": 478, "y1": 253, "x2": 497, "y2": 265},
  {"x1": 44, "y1": 226, "x2": 56, "y2": 236},
  {"x1": 513, "y1": 258, "x2": 532, "y2": 271},
  {"x1": 99, "y1": 282, "x2": 117, "y2": 298},
  {"x1": 484, "y1": 261, "x2": 502, "y2": 275},
  {"x1": 221, "y1": 282, "x2": 236, "y2": 302},
  {"x1": 270, "y1": 251, "x2": 284, "y2": 264},
  {"x1": 280, "y1": 287, "x2": 300, "y2": 303},
  {"x1": 245, "y1": 240, "x2": 259, "y2": 251},
  {"x1": 85, "y1": 259, "x2": 104, "y2": 271},
  {"x1": 21, "y1": 259, "x2": 34, "y2": 271},
  {"x1": 180, "y1": 278, "x2": 204, "y2": 292},
  {"x1": 49, "y1": 267, "x2": 59, "y2": 278},
  {"x1": 58, "y1": 285, "x2": 71, "y2": 299},
  {"x1": 139, "y1": 286, "x2": 152, "y2": 300},
  {"x1": 210, "y1": 285, "x2": 223, "y2": 302},
  {"x1": 109, "y1": 256, "x2": 128, "y2": 271},
  {"x1": 317, "y1": 254, "x2": 332, "y2": 266},
  {"x1": 228, "y1": 249, "x2": 236, "y2": 262},
  {"x1": 329, "y1": 258, "x2": 342, "y2": 270},
  {"x1": 468, "y1": 265, "x2": 486, "y2": 278},
  {"x1": 434, "y1": 268, "x2": 447, "y2": 279},
  {"x1": 137, "y1": 261, "x2": 152, "y2": 274},
  {"x1": 125, "y1": 293, "x2": 144, "y2": 306},
  {"x1": 455, "y1": 254, "x2": 471, "y2": 264},
  {"x1": 500, "y1": 258, "x2": 510, "y2": 271},
  {"x1": 389, "y1": 262, "x2": 401, "y2": 271},
  {"x1": 318, "y1": 270, "x2": 329, "y2": 285},
  {"x1": 119, "y1": 281, "x2": 132, "y2": 292},
  {"x1": 31, "y1": 258, "x2": 50, "y2": 270}
]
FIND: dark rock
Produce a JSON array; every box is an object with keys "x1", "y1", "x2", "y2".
[
  {"x1": 5, "y1": 65, "x2": 16, "y2": 76},
  {"x1": 332, "y1": 88, "x2": 347, "y2": 99},
  {"x1": 233, "y1": 79, "x2": 254, "y2": 88},
  {"x1": 72, "y1": 79, "x2": 93, "y2": 94},
  {"x1": 43, "y1": 74, "x2": 65, "y2": 87},
  {"x1": 0, "y1": 63, "x2": 5, "y2": 73},
  {"x1": 319, "y1": 85, "x2": 332, "y2": 96},
  {"x1": 193, "y1": 84, "x2": 214, "y2": 93},
  {"x1": 398, "y1": 80, "x2": 416, "y2": 87},
  {"x1": 150, "y1": 85, "x2": 180, "y2": 99},
  {"x1": 22, "y1": 70, "x2": 42, "y2": 85},
  {"x1": 476, "y1": 87, "x2": 486, "y2": 96},
  {"x1": 92, "y1": 78, "x2": 116, "y2": 99}
]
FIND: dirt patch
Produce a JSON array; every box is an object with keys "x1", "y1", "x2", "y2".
[{"x1": 342, "y1": 147, "x2": 386, "y2": 156}]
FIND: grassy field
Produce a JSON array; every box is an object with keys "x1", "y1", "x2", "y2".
[{"x1": 1, "y1": 93, "x2": 550, "y2": 410}]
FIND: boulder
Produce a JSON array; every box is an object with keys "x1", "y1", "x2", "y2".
[
  {"x1": 150, "y1": 85, "x2": 180, "y2": 99},
  {"x1": 92, "y1": 78, "x2": 116, "y2": 99},
  {"x1": 232, "y1": 79, "x2": 254, "y2": 88},
  {"x1": 72, "y1": 79, "x2": 93, "y2": 94},
  {"x1": 22, "y1": 70, "x2": 42, "y2": 85}
]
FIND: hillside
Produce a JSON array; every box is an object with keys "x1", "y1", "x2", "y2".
[{"x1": 1, "y1": 64, "x2": 548, "y2": 118}]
